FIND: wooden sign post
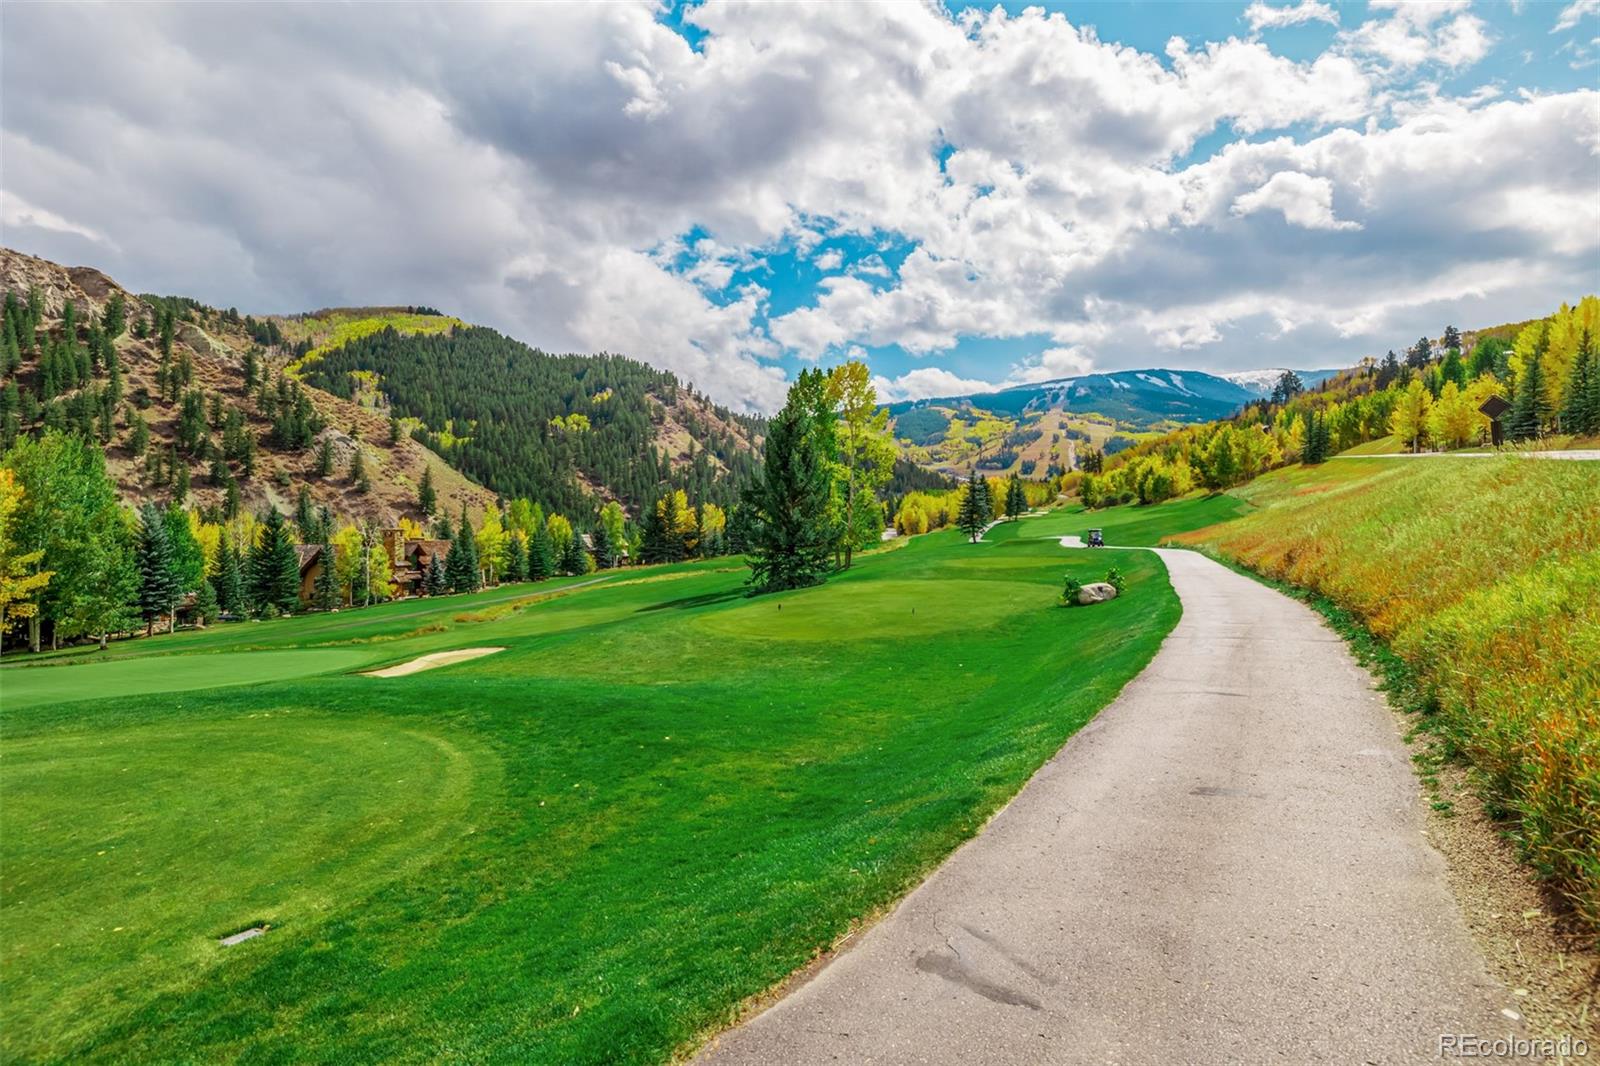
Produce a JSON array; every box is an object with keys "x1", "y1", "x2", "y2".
[{"x1": 1479, "y1": 394, "x2": 1511, "y2": 447}]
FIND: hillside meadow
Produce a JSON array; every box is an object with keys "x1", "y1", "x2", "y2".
[
  {"x1": 0, "y1": 519, "x2": 1177, "y2": 1063},
  {"x1": 1174, "y1": 458, "x2": 1600, "y2": 927}
]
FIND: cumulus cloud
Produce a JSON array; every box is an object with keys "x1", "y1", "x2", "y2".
[
  {"x1": 1245, "y1": 1, "x2": 1339, "y2": 32},
  {"x1": 1230, "y1": 171, "x2": 1362, "y2": 230},
  {"x1": 871, "y1": 367, "x2": 999, "y2": 403},
  {"x1": 1, "y1": 1, "x2": 1595, "y2": 411}
]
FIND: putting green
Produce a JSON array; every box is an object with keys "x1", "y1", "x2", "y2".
[
  {"x1": 0, "y1": 649, "x2": 375, "y2": 709},
  {"x1": 696, "y1": 578, "x2": 1049, "y2": 641},
  {"x1": 1, "y1": 715, "x2": 489, "y2": 1055}
]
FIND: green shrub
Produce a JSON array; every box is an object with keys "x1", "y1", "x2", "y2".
[{"x1": 1105, "y1": 566, "x2": 1126, "y2": 593}]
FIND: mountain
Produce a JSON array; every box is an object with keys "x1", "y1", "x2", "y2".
[
  {"x1": 0, "y1": 247, "x2": 496, "y2": 525},
  {"x1": 1, "y1": 247, "x2": 765, "y2": 526},
  {"x1": 1219, "y1": 367, "x2": 1347, "y2": 397},
  {"x1": 888, "y1": 368, "x2": 1261, "y2": 425},
  {"x1": 296, "y1": 323, "x2": 764, "y2": 518}
]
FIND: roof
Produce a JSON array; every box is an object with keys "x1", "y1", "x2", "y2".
[{"x1": 294, "y1": 544, "x2": 322, "y2": 572}]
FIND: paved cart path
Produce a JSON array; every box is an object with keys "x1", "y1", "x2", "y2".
[{"x1": 697, "y1": 547, "x2": 1514, "y2": 1065}]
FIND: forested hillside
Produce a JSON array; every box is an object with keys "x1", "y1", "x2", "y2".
[
  {"x1": 300, "y1": 325, "x2": 764, "y2": 517},
  {"x1": 0, "y1": 248, "x2": 494, "y2": 525}
]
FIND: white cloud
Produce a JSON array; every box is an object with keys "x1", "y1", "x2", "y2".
[
  {"x1": 1230, "y1": 171, "x2": 1362, "y2": 230},
  {"x1": 871, "y1": 367, "x2": 999, "y2": 402},
  {"x1": 1, "y1": 1, "x2": 1595, "y2": 410},
  {"x1": 1555, "y1": 0, "x2": 1599, "y2": 32},
  {"x1": 1245, "y1": 1, "x2": 1339, "y2": 32}
]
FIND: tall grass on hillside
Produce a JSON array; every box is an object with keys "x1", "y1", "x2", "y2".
[{"x1": 1175, "y1": 459, "x2": 1600, "y2": 928}]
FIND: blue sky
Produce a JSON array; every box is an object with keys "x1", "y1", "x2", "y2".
[{"x1": 4, "y1": 0, "x2": 1598, "y2": 409}]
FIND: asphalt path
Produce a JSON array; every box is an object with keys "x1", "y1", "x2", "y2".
[{"x1": 697, "y1": 546, "x2": 1515, "y2": 1065}]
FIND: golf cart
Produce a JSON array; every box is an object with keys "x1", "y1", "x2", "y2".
[{"x1": 1087, "y1": 528, "x2": 1105, "y2": 548}]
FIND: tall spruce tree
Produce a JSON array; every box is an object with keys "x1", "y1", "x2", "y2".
[
  {"x1": 249, "y1": 508, "x2": 301, "y2": 615},
  {"x1": 503, "y1": 530, "x2": 528, "y2": 582},
  {"x1": 213, "y1": 539, "x2": 244, "y2": 617},
  {"x1": 418, "y1": 464, "x2": 437, "y2": 517},
  {"x1": 314, "y1": 537, "x2": 339, "y2": 610},
  {"x1": 528, "y1": 522, "x2": 555, "y2": 580},
  {"x1": 560, "y1": 530, "x2": 587, "y2": 575},
  {"x1": 425, "y1": 551, "x2": 447, "y2": 596},
  {"x1": 446, "y1": 509, "x2": 480, "y2": 593},
  {"x1": 1508, "y1": 350, "x2": 1548, "y2": 442},
  {"x1": 958, "y1": 469, "x2": 988, "y2": 542},
  {"x1": 136, "y1": 502, "x2": 178, "y2": 635},
  {"x1": 746, "y1": 371, "x2": 836, "y2": 592},
  {"x1": 1004, "y1": 473, "x2": 1026, "y2": 518},
  {"x1": 1560, "y1": 328, "x2": 1596, "y2": 436}
]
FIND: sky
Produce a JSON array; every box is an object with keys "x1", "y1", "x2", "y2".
[{"x1": 3, "y1": 1, "x2": 1598, "y2": 412}]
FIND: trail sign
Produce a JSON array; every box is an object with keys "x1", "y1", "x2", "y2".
[{"x1": 1479, "y1": 394, "x2": 1511, "y2": 446}]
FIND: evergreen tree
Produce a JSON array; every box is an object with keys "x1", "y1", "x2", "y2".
[
  {"x1": 315, "y1": 437, "x2": 334, "y2": 477},
  {"x1": 446, "y1": 510, "x2": 480, "y2": 593},
  {"x1": 249, "y1": 508, "x2": 301, "y2": 615},
  {"x1": 136, "y1": 502, "x2": 178, "y2": 635},
  {"x1": 314, "y1": 537, "x2": 339, "y2": 610},
  {"x1": 1004, "y1": 473, "x2": 1027, "y2": 518},
  {"x1": 294, "y1": 485, "x2": 317, "y2": 541},
  {"x1": 560, "y1": 530, "x2": 587, "y2": 575},
  {"x1": 591, "y1": 521, "x2": 614, "y2": 569},
  {"x1": 418, "y1": 464, "x2": 437, "y2": 516},
  {"x1": 1508, "y1": 350, "x2": 1548, "y2": 442},
  {"x1": 1560, "y1": 328, "x2": 1596, "y2": 436},
  {"x1": 528, "y1": 522, "x2": 555, "y2": 580},
  {"x1": 425, "y1": 551, "x2": 447, "y2": 596},
  {"x1": 503, "y1": 531, "x2": 528, "y2": 582},
  {"x1": 958, "y1": 469, "x2": 988, "y2": 543},
  {"x1": 213, "y1": 540, "x2": 244, "y2": 617},
  {"x1": 350, "y1": 445, "x2": 369, "y2": 493},
  {"x1": 745, "y1": 371, "x2": 836, "y2": 592},
  {"x1": 193, "y1": 578, "x2": 219, "y2": 627},
  {"x1": 173, "y1": 460, "x2": 190, "y2": 504}
]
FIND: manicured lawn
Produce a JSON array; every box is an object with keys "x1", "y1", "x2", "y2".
[
  {"x1": 1018, "y1": 491, "x2": 1254, "y2": 547},
  {"x1": 1, "y1": 523, "x2": 1181, "y2": 1063},
  {"x1": 0, "y1": 648, "x2": 375, "y2": 709}
]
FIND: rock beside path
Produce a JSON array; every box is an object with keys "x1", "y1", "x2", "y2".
[{"x1": 1076, "y1": 582, "x2": 1118, "y2": 605}]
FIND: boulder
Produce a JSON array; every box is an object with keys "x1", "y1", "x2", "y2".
[{"x1": 1076, "y1": 582, "x2": 1119, "y2": 605}]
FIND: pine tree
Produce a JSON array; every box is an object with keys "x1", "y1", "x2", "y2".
[
  {"x1": 746, "y1": 372, "x2": 836, "y2": 592},
  {"x1": 591, "y1": 522, "x2": 613, "y2": 570},
  {"x1": 1004, "y1": 473, "x2": 1026, "y2": 518},
  {"x1": 425, "y1": 551, "x2": 447, "y2": 596},
  {"x1": 193, "y1": 578, "x2": 219, "y2": 627},
  {"x1": 136, "y1": 502, "x2": 178, "y2": 635},
  {"x1": 173, "y1": 459, "x2": 190, "y2": 503},
  {"x1": 314, "y1": 538, "x2": 339, "y2": 610},
  {"x1": 213, "y1": 540, "x2": 244, "y2": 617},
  {"x1": 503, "y1": 531, "x2": 528, "y2": 582},
  {"x1": 249, "y1": 508, "x2": 301, "y2": 615},
  {"x1": 446, "y1": 510, "x2": 480, "y2": 593},
  {"x1": 958, "y1": 469, "x2": 988, "y2": 543},
  {"x1": 560, "y1": 530, "x2": 587, "y2": 575},
  {"x1": 1561, "y1": 328, "x2": 1596, "y2": 436},
  {"x1": 1508, "y1": 351, "x2": 1548, "y2": 442},
  {"x1": 418, "y1": 464, "x2": 437, "y2": 516},
  {"x1": 315, "y1": 437, "x2": 334, "y2": 477},
  {"x1": 528, "y1": 522, "x2": 555, "y2": 580}
]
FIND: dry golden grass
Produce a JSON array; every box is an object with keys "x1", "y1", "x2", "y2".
[{"x1": 1175, "y1": 459, "x2": 1600, "y2": 927}]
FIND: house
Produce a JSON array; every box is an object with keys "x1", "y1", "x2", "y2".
[
  {"x1": 394, "y1": 538, "x2": 451, "y2": 595},
  {"x1": 295, "y1": 544, "x2": 325, "y2": 604}
]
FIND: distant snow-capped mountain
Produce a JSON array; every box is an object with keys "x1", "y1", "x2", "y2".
[{"x1": 1220, "y1": 367, "x2": 1347, "y2": 397}]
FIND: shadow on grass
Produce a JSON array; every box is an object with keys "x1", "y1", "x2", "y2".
[{"x1": 633, "y1": 587, "x2": 749, "y2": 613}]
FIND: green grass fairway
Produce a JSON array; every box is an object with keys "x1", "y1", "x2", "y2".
[
  {"x1": 0, "y1": 648, "x2": 375, "y2": 708},
  {"x1": 1, "y1": 529, "x2": 1182, "y2": 1063},
  {"x1": 1019, "y1": 492, "x2": 1254, "y2": 547}
]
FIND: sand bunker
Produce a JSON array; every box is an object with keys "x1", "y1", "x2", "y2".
[{"x1": 363, "y1": 647, "x2": 506, "y2": 678}]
